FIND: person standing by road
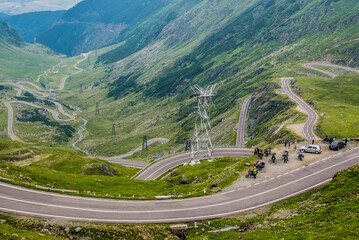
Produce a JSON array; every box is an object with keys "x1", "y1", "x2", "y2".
[
  {"x1": 253, "y1": 167, "x2": 258, "y2": 179},
  {"x1": 288, "y1": 141, "x2": 291, "y2": 149},
  {"x1": 312, "y1": 136, "x2": 315, "y2": 144},
  {"x1": 345, "y1": 138, "x2": 348, "y2": 145},
  {"x1": 285, "y1": 140, "x2": 288, "y2": 147},
  {"x1": 294, "y1": 140, "x2": 297, "y2": 151}
]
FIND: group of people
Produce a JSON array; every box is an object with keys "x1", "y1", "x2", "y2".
[
  {"x1": 284, "y1": 139, "x2": 298, "y2": 150},
  {"x1": 250, "y1": 148, "x2": 273, "y2": 178},
  {"x1": 323, "y1": 136, "x2": 337, "y2": 143},
  {"x1": 254, "y1": 147, "x2": 273, "y2": 159}
]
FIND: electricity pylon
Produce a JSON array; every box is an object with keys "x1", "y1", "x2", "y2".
[{"x1": 189, "y1": 84, "x2": 217, "y2": 165}]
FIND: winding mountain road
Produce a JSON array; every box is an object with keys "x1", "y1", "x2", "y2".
[
  {"x1": 2, "y1": 54, "x2": 89, "y2": 142},
  {"x1": 0, "y1": 61, "x2": 358, "y2": 223},
  {"x1": 1, "y1": 53, "x2": 168, "y2": 168},
  {"x1": 0, "y1": 146, "x2": 357, "y2": 223},
  {"x1": 236, "y1": 95, "x2": 252, "y2": 147},
  {"x1": 281, "y1": 78, "x2": 318, "y2": 140}
]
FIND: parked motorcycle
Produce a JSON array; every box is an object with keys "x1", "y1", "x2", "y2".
[
  {"x1": 298, "y1": 152, "x2": 304, "y2": 161},
  {"x1": 253, "y1": 161, "x2": 265, "y2": 170}
]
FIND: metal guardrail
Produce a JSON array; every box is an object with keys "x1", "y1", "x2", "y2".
[
  {"x1": 35, "y1": 185, "x2": 79, "y2": 194},
  {"x1": 0, "y1": 177, "x2": 14, "y2": 182}
]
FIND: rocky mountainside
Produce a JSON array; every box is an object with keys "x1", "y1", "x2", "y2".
[
  {"x1": 36, "y1": 0, "x2": 171, "y2": 56},
  {"x1": 2, "y1": 10, "x2": 65, "y2": 43},
  {"x1": 0, "y1": 21, "x2": 23, "y2": 45},
  {"x1": 0, "y1": 13, "x2": 8, "y2": 19}
]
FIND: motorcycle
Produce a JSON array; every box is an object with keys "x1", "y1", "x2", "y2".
[
  {"x1": 245, "y1": 169, "x2": 257, "y2": 178},
  {"x1": 282, "y1": 150, "x2": 289, "y2": 163},
  {"x1": 298, "y1": 152, "x2": 304, "y2": 161},
  {"x1": 253, "y1": 161, "x2": 265, "y2": 170},
  {"x1": 271, "y1": 153, "x2": 276, "y2": 163}
]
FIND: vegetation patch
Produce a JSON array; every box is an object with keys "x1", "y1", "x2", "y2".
[
  {"x1": 294, "y1": 74, "x2": 359, "y2": 139},
  {"x1": 16, "y1": 109, "x2": 75, "y2": 143}
]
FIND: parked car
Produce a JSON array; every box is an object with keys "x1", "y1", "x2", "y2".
[
  {"x1": 300, "y1": 145, "x2": 322, "y2": 154},
  {"x1": 329, "y1": 140, "x2": 345, "y2": 150}
]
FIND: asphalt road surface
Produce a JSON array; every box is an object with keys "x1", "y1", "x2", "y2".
[
  {"x1": 303, "y1": 62, "x2": 359, "y2": 78},
  {"x1": 0, "y1": 146, "x2": 357, "y2": 224},
  {"x1": 281, "y1": 78, "x2": 318, "y2": 141},
  {"x1": 134, "y1": 148, "x2": 254, "y2": 180},
  {"x1": 236, "y1": 95, "x2": 252, "y2": 147}
]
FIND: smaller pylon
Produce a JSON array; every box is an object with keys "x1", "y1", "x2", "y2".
[
  {"x1": 112, "y1": 124, "x2": 116, "y2": 137},
  {"x1": 79, "y1": 84, "x2": 83, "y2": 94},
  {"x1": 95, "y1": 102, "x2": 100, "y2": 115},
  {"x1": 68, "y1": 74, "x2": 72, "y2": 81},
  {"x1": 49, "y1": 82, "x2": 56, "y2": 100},
  {"x1": 142, "y1": 136, "x2": 148, "y2": 151}
]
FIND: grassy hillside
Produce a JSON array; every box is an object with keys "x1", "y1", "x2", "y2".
[
  {"x1": 0, "y1": 21, "x2": 61, "y2": 80},
  {"x1": 293, "y1": 73, "x2": 359, "y2": 139},
  {"x1": 0, "y1": 140, "x2": 254, "y2": 199},
  {"x1": 56, "y1": 0, "x2": 359, "y2": 156}
]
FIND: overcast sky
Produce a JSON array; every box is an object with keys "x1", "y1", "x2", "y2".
[{"x1": 0, "y1": 0, "x2": 84, "y2": 15}]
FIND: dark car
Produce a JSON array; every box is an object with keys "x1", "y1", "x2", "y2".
[{"x1": 329, "y1": 141, "x2": 345, "y2": 150}]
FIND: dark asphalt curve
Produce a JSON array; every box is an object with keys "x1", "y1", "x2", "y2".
[
  {"x1": 0, "y1": 146, "x2": 357, "y2": 224},
  {"x1": 281, "y1": 78, "x2": 318, "y2": 141},
  {"x1": 134, "y1": 148, "x2": 254, "y2": 180}
]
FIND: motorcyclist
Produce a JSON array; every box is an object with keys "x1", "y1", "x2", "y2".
[
  {"x1": 282, "y1": 150, "x2": 289, "y2": 163},
  {"x1": 298, "y1": 152, "x2": 304, "y2": 161},
  {"x1": 271, "y1": 152, "x2": 276, "y2": 163},
  {"x1": 264, "y1": 149, "x2": 268, "y2": 156},
  {"x1": 253, "y1": 167, "x2": 258, "y2": 179}
]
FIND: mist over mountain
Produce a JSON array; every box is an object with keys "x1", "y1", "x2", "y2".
[{"x1": 0, "y1": 0, "x2": 83, "y2": 15}]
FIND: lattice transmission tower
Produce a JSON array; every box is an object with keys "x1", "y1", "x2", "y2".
[{"x1": 189, "y1": 84, "x2": 217, "y2": 165}]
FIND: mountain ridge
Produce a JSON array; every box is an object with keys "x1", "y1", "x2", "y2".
[
  {"x1": 2, "y1": 10, "x2": 65, "y2": 43},
  {"x1": 0, "y1": 20, "x2": 23, "y2": 46}
]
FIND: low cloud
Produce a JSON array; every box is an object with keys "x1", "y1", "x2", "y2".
[{"x1": 0, "y1": 0, "x2": 83, "y2": 15}]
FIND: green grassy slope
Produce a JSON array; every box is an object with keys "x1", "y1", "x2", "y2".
[
  {"x1": 0, "y1": 140, "x2": 254, "y2": 199},
  {"x1": 293, "y1": 73, "x2": 359, "y2": 139},
  {"x1": 0, "y1": 21, "x2": 61, "y2": 81}
]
